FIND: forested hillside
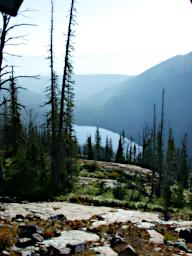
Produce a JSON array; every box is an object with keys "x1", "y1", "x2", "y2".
[{"x1": 75, "y1": 53, "x2": 192, "y2": 146}]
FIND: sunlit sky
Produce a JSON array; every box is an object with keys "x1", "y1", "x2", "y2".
[{"x1": 5, "y1": 0, "x2": 192, "y2": 75}]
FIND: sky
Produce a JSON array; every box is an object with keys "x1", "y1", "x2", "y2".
[{"x1": 3, "y1": 0, "x2": 192, "y2": 75}]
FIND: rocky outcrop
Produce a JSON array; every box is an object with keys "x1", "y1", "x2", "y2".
[{"x1": 1, "y1": 202, "x2": 192, "y2": 255}]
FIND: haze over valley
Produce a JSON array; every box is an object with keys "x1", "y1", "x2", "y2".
[{"x1": 18, "y1": 52, "x2": 192, "y2": 147}]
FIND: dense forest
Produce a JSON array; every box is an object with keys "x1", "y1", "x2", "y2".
[{"x1": 0, "y1": 0, "x2": 191, "y2": 213}]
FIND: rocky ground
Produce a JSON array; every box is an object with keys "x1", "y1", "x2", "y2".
[{"x1": 1, "y1": 202, "x2": 192, "y2": 255}]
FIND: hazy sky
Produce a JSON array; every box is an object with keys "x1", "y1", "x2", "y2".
[{"x1": 4, "y1": 0, "x2": 192, "y2": 75}]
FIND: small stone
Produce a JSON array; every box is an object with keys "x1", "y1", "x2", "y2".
[
  {"x1": 58, "y1": 247, "x2": 71, "y2": 256},
  {"x1": 80, "y1": 227, "x2": 87, "y2": 232},
  {"x1": 166, "y1": 240, "x2": 175, "y2": 246},
  {"x1": 47, "y1": 245, "x2": 71, "y2": 256},
  {"x1": 92, "y1": 246, "x2": 118, "y2": 256},
  {"x1": 2, "y1": 250, "x2": 9, "y2": 256},
  {"x1": 111, "y1": 234, "x2": 126, "y2": 247},
  {"x1": 48, "y1": 214, "x2": 66, "y2": 221},
  {"x1": 175, "y1": 239, "x2": 188, "y2": 252},
  {"x1": 54, "y1": 230, "x2": 62, "y2": 237},
  {"x1": 32, "y1": 233, "x2": 44, "y2": 243},
  {"x1": 119, "y1": 245, "x2": 138, "y2": 256},
  {"x1": 136, "y1": 222, "x2": 155, "y2": 230},
  {"x1": 12, "y1": 214, "x2": 25, "y2": 221},
  {"x1": 96, "y1": 214, "x2": 105, "y2": 221},
  {"x1": 154, "y1": 247, "x2": 162, "y2": 252},
  {"x1": 66, "y1": 241, "x2": 86, "y2": 254},
  {"x1": 39, "y1": 244, "x2": 48, "y2": 254}
]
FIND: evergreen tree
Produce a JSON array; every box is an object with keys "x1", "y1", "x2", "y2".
[
  {"x1": 8, "y1": 66, "x2": 24, "y2": 154},
  {"x1": 142, "y1": 127, "x2": 153, "y2": 168},
  {"x1": 165, "y1": 128, "x2": 177, "y2": 184},
  {"x1": 104, "y1": 136, "x2": 113, "y2": 162},
  {"x1": 125, "y1": 144, "x2": 129, "y2": 163},
  {"x1": 95, "y1": 126, "x2": 101, "y2": 160},
  {"x1": 129, "y1": 143, "x2": 133, "y2": 164},
  {"x1": 87, "y1": 136, "x2": 93, "y2": 160},
  {"x1": 1, "y1": 97, "x2": 11, "y2": 153},
  {"x1": 163, "y1": 128, "x2": 176, "y2": 208},
  {"x1": 109, "y1": 138, "x2": 113, "y2": 161},
  {"x1": 133, "y1": 144, "x2": 137, "y2": 163},
  {"x1": 179, "y1": 134, "x2": 189, "y2": 188},
  {"x1": 115, "y1": 134, "x2": 124, "y2": 163}
]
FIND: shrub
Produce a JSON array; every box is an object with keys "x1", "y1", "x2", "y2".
[{"x1": 113, "y1": 182, "x2": 126, "y2": 200}]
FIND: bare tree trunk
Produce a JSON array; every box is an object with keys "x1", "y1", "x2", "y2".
[
  {"x1": 157, "y1": 88, "x2": 165, "y2": 196},
  {"x1": 0, "y1": 14, "x2": 11, "y2": 84},
  {"x1": 56, "y1": 0, "x2": 75, "y2": 190},
  {"x1": 150, "y1": 104, "x2": 156, "y2": 199},
  {"x1": 49, "y1": 0, "x2": 58, "y2": 188}
]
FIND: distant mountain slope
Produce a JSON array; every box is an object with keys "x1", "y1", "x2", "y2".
[
  {"x1": 17, "y1": 74, "x2": 130, "y2": 122},
  {"x1": 19, "y1": 74, "x2": 129, "y2": 100},
  {"x1": 74, "y1": 52, "x2": 192, "y2": 144}
]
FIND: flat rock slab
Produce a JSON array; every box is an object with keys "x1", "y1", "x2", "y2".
[
  {"x1": 92, "y1": 246, "x2": 118, "y2": 256},
  {"x1": 0, "y1": 202, "x2": 113, "y2": 221},
  {"x1": 148, "y1": 230, "x2": 164, "y2": 244},
  {"x1": 43, "y1": 230, "x2": 100, "y2": 250},
  {"x1": 91, "y1": 209, "x2": 160, "y2": 228},
  {"x1": 1, "y1": 202, "x2": 192, "y2": 232}
]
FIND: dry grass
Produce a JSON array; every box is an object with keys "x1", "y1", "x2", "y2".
[{"x1": 0, "y1": 224, "x2": 18, "y2": 251}]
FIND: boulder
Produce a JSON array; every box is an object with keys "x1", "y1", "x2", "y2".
[
  {"x1": 43, "y1": 230, "x2": 100, "y2": 253},
  {"x1": 18, "y1": 225, "x2": 42, "y2": 238},
  {"x1": 119, "y1": 245, "x2": 138, "y2": 256},
  {"x1": 179, "y1": 228, "x2": 192, "y2": 243},
  {"x1": 16, "y1": 237, "x2": 34, "y2": 248},
  {"x1": 148, "y1": 230, "x2": 164, "y2": 244}
]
